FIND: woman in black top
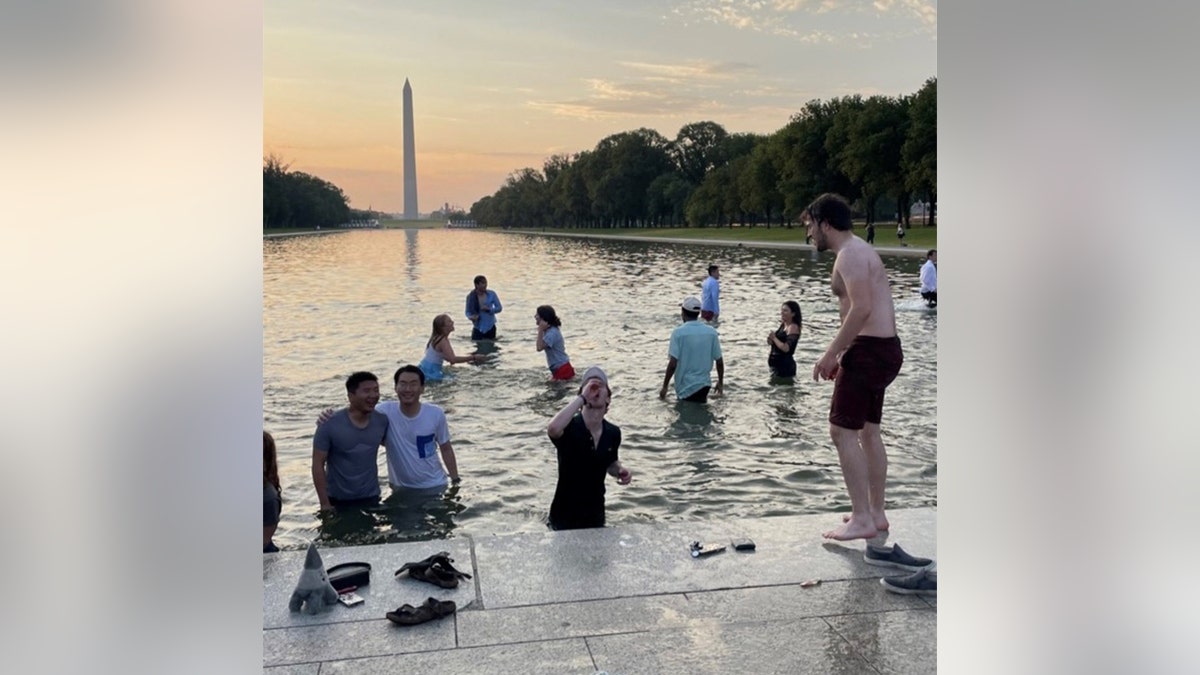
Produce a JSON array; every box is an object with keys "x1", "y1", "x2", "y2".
[{"x1": 767, "y1": 300, "x2": 802, "y2": 378}]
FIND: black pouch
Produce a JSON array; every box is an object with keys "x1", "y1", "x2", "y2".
[{"x1": 326, "y1": 562, "x2": 371, "y2": 593}]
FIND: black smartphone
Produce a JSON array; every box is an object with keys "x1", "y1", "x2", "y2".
[{"x1": 731, "y1": 538, "x2": 756, "y2": 551}]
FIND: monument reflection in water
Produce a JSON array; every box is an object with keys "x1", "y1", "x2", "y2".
[{"x1": 263, "y1": 229, "x2": 937, "y2": 549}]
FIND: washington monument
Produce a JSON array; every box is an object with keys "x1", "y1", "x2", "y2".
[{"x1": 402, "y1": 78, "x2": 418, "y2": 219}]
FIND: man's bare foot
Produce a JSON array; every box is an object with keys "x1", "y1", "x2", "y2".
[
  {"x1": 823, "y1": 516, "x2": 878, "y2": 541},
  {"x1": 843, "y1": 512, "x2": 889, "y2": 532}
]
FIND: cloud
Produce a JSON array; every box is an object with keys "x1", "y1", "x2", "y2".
[
  {"x1": 618, "y1": 60, "x2": 757, "y2": 83},
  {"x1": 525, "y1": 59, "x2": 765, "y2": 120},
  {"x1": 674, "y1": 0, "x2": 936, "y2": 39},
  {"x1": 526, "y1": 83, "x2": 708, "y2": 120}
]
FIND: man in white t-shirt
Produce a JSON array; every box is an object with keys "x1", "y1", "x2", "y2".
[
  {"x1": 919, "y1": 249, "x2": 937, "y2": 308},
  {"x1": 378, "y1": 365, "x2": 460, "y2": 490}
]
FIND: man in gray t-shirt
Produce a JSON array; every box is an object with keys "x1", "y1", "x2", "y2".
[{"x1": 312, "y1": 371, "x2": 389, "y2": 510}]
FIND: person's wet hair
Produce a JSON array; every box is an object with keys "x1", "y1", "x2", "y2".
[
  {"x1": 473, "y1": 274, "x2": 487, "y2": 286},
  {"x1": 428, "y1": 314, "x2": 451, "y2": 347},
  {"x1": 805, "y1": 193, "x2": 853, "y2": 231},
  {"x1": 536, "y1": 305, "x2": 562, "y2": 327},
  {"x1": 394, "y1": 364, "x2": 424, "y2": 386},
  {"x1": 783, "y1": 300, "x2": 803, "y2": 329},
  {"x1": 345, "y1": 371, "x2": 378, "y2": 393}
]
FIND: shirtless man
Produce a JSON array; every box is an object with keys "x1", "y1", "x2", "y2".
[{"x1": 806, "y1": 193, "x2": 904, "y2": 541}]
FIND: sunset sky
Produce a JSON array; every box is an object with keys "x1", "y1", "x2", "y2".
[{"x1": 264, "y1": 0, "x2": 936, "y2": 215}]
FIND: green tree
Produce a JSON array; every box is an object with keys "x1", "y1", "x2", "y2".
[
  {"x1": 646, "y1": 172, "x2": 693, "y2": 226},
  {"x1": 738, "y1": 139, "x2": 784, "y2": 226},
  {"x1": 772, "y1": 99, "x2": 858, "y2": 221},
  {"x1": 671, "y1": 121, "x2": 729, "y2": 186},
  {"x1": 262, "y1": 155, "x2": 351, "y2": 229},
  {"x1": 829, "y1": 95, "x2": 910, "y2": 223},
  {"x1": 903, "y1": 77, "x2": 937, "y2": 226},
  {"x1": 469, "y1": 79, "x2": 936, "y2": 231}
]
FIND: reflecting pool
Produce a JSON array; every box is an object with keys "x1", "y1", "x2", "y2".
[{"x1": 264, "y1": 229, "x2": 937, "y2": 548}]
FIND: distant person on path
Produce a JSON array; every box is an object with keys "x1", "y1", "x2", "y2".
[
  {"x1": 319, "y1": 365, "x2": 461, "y2": 491},
  {"x1": 767, "y1": 300, "x2": 803, "y2": 379},
  {"x1": 896, "y1": 219, "x2": 906, "y2": 246},
  {"x1": 700, "y1": 264, "x2": 720, "y2": 321},
  {"x1": 659, "y1": 296, "x2": 725, "y2": 403},
  {"x1": 806, "y1": 193, "x2": 903, "y2": 541},
  {"x1": 535, "y1": 305, "x2": 575, "y2": 380},
  {"x1": 465, "y1": 274, "x2": 503, "y2": 339},
  {"x1": 419, "y1": 314, "x2": 485, "y2": 382},
  {"x1": 546, "y1": 366, "x2": 631, "y2": 530},
  {"x1": 264, "y1": 430, "x2": 282, "y2": 553},
  {"x1": 866, "y1": 222, "x2": 875, "y2": 244},
  {"x1": 919, "y1": 249, "x2": 937, "y2": 308},
  {"x1": 312, "y1": 371, "x2": 390, "y2": 512}
]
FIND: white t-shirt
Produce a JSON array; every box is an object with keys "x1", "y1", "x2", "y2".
[
  {"x1": 920, "y1": 259, "x2": 937, "y2": 293},
  {"x1": 375, "y1": 401, "x2": 451, "y2": 489}
]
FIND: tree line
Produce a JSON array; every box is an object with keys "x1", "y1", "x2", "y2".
[
  {"x1": 469, "y1": 77, "x2": 935, "y2": 229},
  {"x1": 263, "y1": 155, "x2": 354, "y2": 229}
]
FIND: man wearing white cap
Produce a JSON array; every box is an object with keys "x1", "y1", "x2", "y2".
[
  {"x1": 659, "y1": 296, "x2": 725, "y2": 403},
  {"x1": 546, "y1": 366, "x2": 632, "y2": 530}
]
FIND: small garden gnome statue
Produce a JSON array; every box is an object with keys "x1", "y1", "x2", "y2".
[{"x1": 288, "y1": 542, "x2": 340, "y2": 614}]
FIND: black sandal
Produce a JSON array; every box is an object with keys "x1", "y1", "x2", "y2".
[
  {"x1": 385, "y1": 597, "x2": 457, "y2": 626},
  {"x1": 394, "y1": 551, "x2": 452, "y2": 577},
  {"x1": 408, "y1": 563, "x2": 460, "y2": 589},
  {"x1": 395, "y1": 553, "x2": 473, "y2": 589},
  {"x1": 424, "y1": 596, "x2": 457, "y2": 619}
]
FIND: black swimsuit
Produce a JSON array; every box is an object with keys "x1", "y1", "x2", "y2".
[{"x1": 768, "y1": 326, "x2": 798, "y2": 377}]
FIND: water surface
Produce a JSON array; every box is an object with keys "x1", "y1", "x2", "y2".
[{"x1": 264, "y1": 229, "x2": 937, "y2": 548}]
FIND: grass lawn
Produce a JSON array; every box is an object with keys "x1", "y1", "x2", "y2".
[
  {"x1": 378, "y1": 219, "x2": 446, "y2": 229},
  {"x1": 263, "y1": 220, "x2": 938, "y2": 250},
  {"x1": 263, "y1": 220, "x2": 445, "y2": 235},
  {"x1": 504, "y1": 221, "x2": 937, "y2": 250}
]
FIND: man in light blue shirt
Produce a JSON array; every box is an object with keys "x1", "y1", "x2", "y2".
[
  {"x1": 465, "y1": 274, "x2": 503, "y2": 339},
  {"x1": 700, "y1": 264, "x2": 720, "y2": 321},
  {"x1": 659, "y1": 296, "x2": 724, "y2": 403}
]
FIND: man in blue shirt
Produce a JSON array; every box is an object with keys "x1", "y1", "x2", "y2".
[
  {"x1": 659, "y1": 296, "x2": 725, "y2": 403},
  {"x1": 465, "y1": 274, "x2": 503, "y2": 340}
]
